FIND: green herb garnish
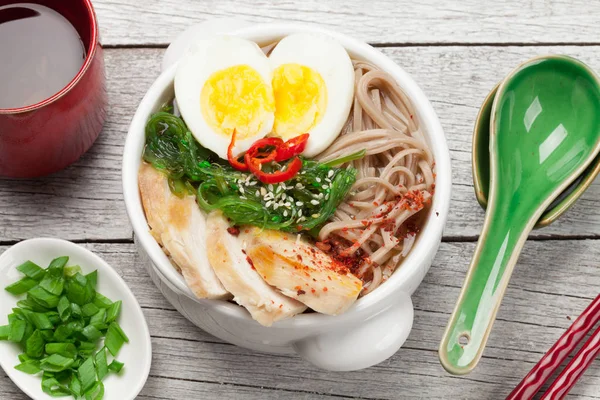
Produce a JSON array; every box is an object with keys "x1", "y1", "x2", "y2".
[
  {"x1": 143, "y1": 105, "x2": 361, "y2": 232},
  {"x1": 0, "y1": 257, "x2": 127, "y2": 399}
]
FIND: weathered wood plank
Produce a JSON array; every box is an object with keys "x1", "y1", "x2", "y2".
[
  {"x1": 93, "y1": 0, "x2": 600, "y2": 46},
  {"x1": 1, "y1": 240, "x2": 598, "y2": 399},
  {"x1": 0, "y1": 50, "x2": 162, "y2": 241},
  {"x1": 1, "y1": 45, "x2": 598, "y2": 240}
]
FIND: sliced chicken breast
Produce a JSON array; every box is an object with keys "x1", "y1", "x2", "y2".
[
  {"x1": 241, "y1": 228, "x2": 363, "y2": 316},
  {"x1": 138, "y1": 163, "x2": 229, "y2": 299},
  {"x1": 205, "y1": 211, "x2": 306, "y2": 326}
]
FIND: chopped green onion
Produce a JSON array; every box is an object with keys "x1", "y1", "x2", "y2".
[
  {"x1": 42, "y1": 375, "x2": 72, "y2": 397},
  {"x1": 89, "y1": 309, "x2": 107, "y2": 330},
  {"x1": 94, "y1": 348, "x2": 108, "y2": 381},
  {"x1": 78, "y1": 341, "x2": 96, "y2": 358},
  {"x1": 40, "y1": 354, "x2": 75, "y2": 372},
  {"x1": 17, "y1": 261, "x2": 45, "y2": 281},
  {"x1": 86, "y1": 271, "x2": 98, "y2": 289},
  {"x1": 104, "y1": 322, "x2": 127, "y2": 356},
  {"x1": 69, "y1": 374, "x2": 82, "y2": 397},
  {"x1": 46, "y1": 311, "x2": 61, "y2": 325},
  {"x1": 3, "y1": 257, "x2": 128, "y2": 400},
  {"x1": 52, "y1": 324, "x2": 73, "y2": 342},
  {"x1": 45, "y1": 343, "x2": 77, "y2": 358},
  {"x1": 82, "y1": 303, "x2": 99, "y2": 318},
  {"x1": 71, "y1": 303, "x2": 83, "y2": 319},
  {"x1": 5, "y1": 277, "x2": 38, "y2": 295},
  {"x1": 29, "y1": 312, "x2": 53, "y2": 330},
  {"x1": 28, "y1": 286, "x2": 60, "y2": 309},
  {"x1": 39, "y1": 273, "x2": 65, "y2": 297},
  {"x1": 85, "y1": 381, "x2": 104, "y2": 400},
  {"x1": 107, "y1": 360, "x2": 124, "y2": 374},
  {"x1": 15, "y1": 359, "x2": 41, "y2": 374},
  {"x1": 57, "y1": 296, "x2": 71, "y2": 322},
  {"x1": 93, "y1": 293, "x2": 113, "y2": 309},
  {"x1": 78, "y1": 356, "x2": 96, "y2": 392},
  {"x1": 48, "y1": 256, "x2": 69, "y2": 271},
  {"x1": 82, "y1": 325, "x2": 102, "y2": 342},
  {"x1": 0, "y1": 325, "x2": 10, "y2": 340},
  {"x1": 105, "y1": 301, "x2": 121, "y2": 324},
  {"x1": 25, "y1": 330, "x2": 45, "y2": 358},
  {"x1": 66, "y1": 274, "x2": 94, "y2": 305},
  {"x1": 64, "y1": 265, "x2": 82, "y2": 278},
  {"x1": 9, "y1": 319, "x2": 27, "y2": 342}
]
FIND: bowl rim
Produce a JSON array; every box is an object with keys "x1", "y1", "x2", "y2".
[{"x1": 122, "y1": 23, "x2": 452, "y2": 327}]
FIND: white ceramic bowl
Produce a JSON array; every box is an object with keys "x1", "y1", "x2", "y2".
[
  {"x1": 123, "y1": 23, "x2": 451, "y2": 371},
  {"x1": 0, "y1": 238, "x2": 151, "y2": 399}
]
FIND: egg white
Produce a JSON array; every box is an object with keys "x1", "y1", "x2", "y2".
[
  {"x1": 268, "y1": 33, "x2": 355, "y2": 157},
  {"x1": 175, "y1": 36, "x2": 274, "y2": 159}
]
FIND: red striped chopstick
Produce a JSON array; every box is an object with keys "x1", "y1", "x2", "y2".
[
  {"x1": 506, "y1": 294, "x2": 600, "y2": 400},
  {"x1": 540, "y1": 324, "x2": 600, "y2": 399}
]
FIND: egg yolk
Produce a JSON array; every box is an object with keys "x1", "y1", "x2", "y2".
[
  {"x1": 272, "y1": 63, "x2": 327, "y2": 139},
  {"x1": 201, "y1": 65, "x2": 274, "y2": 140}
]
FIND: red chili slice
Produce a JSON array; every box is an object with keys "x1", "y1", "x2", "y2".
[
  {"x1": 247, "y1": 156, "x2": 303, "y2": 184},
  {"x1": 227, "y1": 129, "x2": 249, "y2": 171},
  {"x1": 274, "y1": 133, "x2": 309, "y2": 162},
  {"x1": 245, "y1": 137, "x2": 282, "y2": 165}
]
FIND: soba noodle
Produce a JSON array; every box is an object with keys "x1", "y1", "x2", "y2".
[{"x1": 316, "y1": 61, "x2": 435, "y2": 295}]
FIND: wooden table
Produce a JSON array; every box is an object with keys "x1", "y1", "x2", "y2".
[{"x1": 2, "y1": 1, "x2": 599, "y2": 398}]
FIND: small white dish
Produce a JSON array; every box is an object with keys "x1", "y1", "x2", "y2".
[{"x1": 0, "y1": 238, "x2": 152, "y2": 400}]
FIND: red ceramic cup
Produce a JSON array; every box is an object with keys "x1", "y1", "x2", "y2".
[{"x1": 0, "y1": 0, "x2": 107, "y2": 178}]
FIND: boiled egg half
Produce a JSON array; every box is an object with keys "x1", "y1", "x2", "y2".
[
  {"x1": 269, "y1": 33, "x2": 355, "y2": 157},
  {"x1": 175, "y1": 37, "x2": 275, "y2": 159}
]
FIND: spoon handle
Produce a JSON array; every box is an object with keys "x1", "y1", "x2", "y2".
[{"x1": 438, "y1": 214, "x2": 533, "y2": 375}]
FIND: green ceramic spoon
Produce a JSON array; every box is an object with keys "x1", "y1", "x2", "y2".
[
  {"x1": 439, "y1": 55, "x2": 600, "y2": 375},
  {"x1": 473, "y1": 84, "x2": 600, "y2": 228}
]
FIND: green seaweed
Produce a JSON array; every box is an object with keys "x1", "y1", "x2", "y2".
[{"x1": 142, "y1": 104, "x2": 360, "y2": 232}]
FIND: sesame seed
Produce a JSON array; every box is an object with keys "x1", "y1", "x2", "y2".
[
  {"x1": 265, "y1": 201, "x2": 273, "y2": 207},
  {"x1": 310, "y1": 199, "x2": 319, "y2": 205},
  {"x1": 260, "y1": 187, "x2": 267, "y2": 196},
  {"x1": 295, "y1": 183, "x2": 304, "y2": 189},
  {"x1": 268, "y1": 184, "x2": 274, "y2": 191},
  {"x1": 328, "y1": 170, "x2": 334, "y2": 178},
  {"x1": 322, "y1": 184, "x2": 328, "y2": 190},
  {"x1": 325, "y1": 193, "x2": 330, "y2": 200},
  {"x1": 296, "y1": 201, "x2": 303, "y2": 207},
  {"x1": 316, "y1": 177, "x2": 321, "y2": 183},
  {"x1": 282, "y1": 193, "x2": 287, "y2": 200},
  {"x1": 298, "y1": 210, "x2": 303, "y2": 217},
  {"x1": 287, "y1": 185, "x2": 294, "y2": 190},
  {"x1": 274, "y1": 203, "x2": 280, "y2": 210},
  {"x1": 312, "y1": 213, "x2": 320, "y2": 218},
  {"x1": 284, "y1": 202, "x2": 291, "y2": 207},
  {"x1": 297, "y1": 216, "x2": 306, "y2": 222},
  {"x1": 240, "y1": 196, "x2": 247, "y2": 200},
  {"x1": 255, "y1": 190, "x2": 260, "y2": 197},
  {"x1": 283, "y1": 210, "x2": 288, "y2": 217},
  {"x1": 325, "y1": 178, "x2": 331, "y2": 183},
  {"x1": 239, "y1": 187, "x2": 245, "y2": 194},
  {"x1": 248, "y1": 181, "x2": 257, "y2": 186}
]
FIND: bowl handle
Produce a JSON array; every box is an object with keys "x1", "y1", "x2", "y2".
[{"x1": 292, "y1": 292, "x2": 414, "y2": 371}]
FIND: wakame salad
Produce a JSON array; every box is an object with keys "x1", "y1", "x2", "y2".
[{"x1": 143, "y1": 104, "x2": 363, "y2": 233}]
